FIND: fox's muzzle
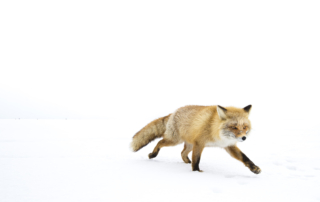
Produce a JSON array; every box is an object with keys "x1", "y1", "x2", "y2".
[{"x1": 237, "y1": 136, "x2": 246, "y2": 142}]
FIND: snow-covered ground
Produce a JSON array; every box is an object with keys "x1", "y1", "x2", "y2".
[{"x1": 0, "y1": 118, "x2": 319, "y2": 202}]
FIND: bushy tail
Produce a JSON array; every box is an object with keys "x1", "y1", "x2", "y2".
[{"x1": 131, "y1": 114, "x2": 171, "y2": 152}]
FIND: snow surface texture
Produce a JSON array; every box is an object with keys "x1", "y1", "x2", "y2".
[{"x1": 0, "y1": 119, "x2": 319, "y2": 202}]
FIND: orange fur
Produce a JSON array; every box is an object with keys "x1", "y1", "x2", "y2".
[{"x1": 131, "y1": 105, "x2": 261, "y2": 174}]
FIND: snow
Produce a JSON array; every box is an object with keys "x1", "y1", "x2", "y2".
[
  {"x1": 1, "y1": 118, "x2": 319, "y2": 202},
  {"x1": 1, "y1": 0, "x2": 320, "y2": 201}
]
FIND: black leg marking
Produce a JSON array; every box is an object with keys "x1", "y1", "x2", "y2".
[
  {"x1": 192, "y1": 156, "x2": 201, "y2": 171},
  {"x1": 148, "y1": 148, "x2": 160, "y2": 159},
  {"x1": 241, "y1": 152, "x2": 261, "y2": 174},
  {"x1": 241, "y1": 152, "x2": 253, "y2": 167},
  {"x1": 191, "y1": 143, "x2": 204, "y2": 172}
]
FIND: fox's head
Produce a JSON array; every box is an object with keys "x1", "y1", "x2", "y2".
[{"x1": 217, "y1": 105, "x2": 252, "y2": 142}]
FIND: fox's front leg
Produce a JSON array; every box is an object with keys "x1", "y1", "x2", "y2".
[
  {"x1": 225, "y1": 145, "x2": 261, "y2": 174},
  {"x1": 191, "y1": 143, "x2": 204, "y2": 172}
]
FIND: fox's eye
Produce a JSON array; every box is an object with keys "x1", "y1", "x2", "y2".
[
  {"x1": 230, "y1": 126, "x2": 237, "y2": 130},
  {"x1": 243, "y1": 126, "x2": 247, "y2": 129}
]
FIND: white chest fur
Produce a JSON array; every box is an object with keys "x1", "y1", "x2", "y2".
[{"x1": 205, "y1": 135, "x2": 237, "y2": 148}]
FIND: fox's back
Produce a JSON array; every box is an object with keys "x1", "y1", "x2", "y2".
[{"x1": 167, "y1": 105, "x2": 216, "y2": 140}]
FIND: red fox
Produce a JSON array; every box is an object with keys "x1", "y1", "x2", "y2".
[{"x1": 131, "y1": 105, "x2": 261, "y2": 174}]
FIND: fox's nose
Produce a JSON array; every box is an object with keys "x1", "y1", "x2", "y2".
[{"x1": 242, "y1": 136, "x2": 246, "y2": 141}]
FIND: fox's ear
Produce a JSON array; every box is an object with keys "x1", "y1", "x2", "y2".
[
  {"x1": 217, "y1": 105, "x2": 227, "y2": 120},
  {"x1": 243, "y1": 105, "x2": 252, "y2": 114}
]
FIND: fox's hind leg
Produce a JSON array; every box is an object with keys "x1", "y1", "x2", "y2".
[
  {"x1": 181, "y1": 142, "x2": 193, "y2": 163},
  {"x1": 148, "y1": 138, "x2": 179, "y2": 159}
]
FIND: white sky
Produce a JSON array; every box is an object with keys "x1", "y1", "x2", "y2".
[{"x1": 0, "y1": 0, "x2": 319, "y2": 119}]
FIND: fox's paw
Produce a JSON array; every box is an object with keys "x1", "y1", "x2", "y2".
[
  {"x1": 192, "y1": 169, "x2": 203, "y2": 172},
  {"x1": 148, "y1": 152, "x2": 158, "y2": 159},
  {"x1": 250, "y1": 165, "x2": 261, "y2": 174},
  {"x1": 192, "y1": 167, "x2": 203, "y2": 172},
  {"x1": 182, "y1": 157, "x2": 191, "y2": 164}
]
